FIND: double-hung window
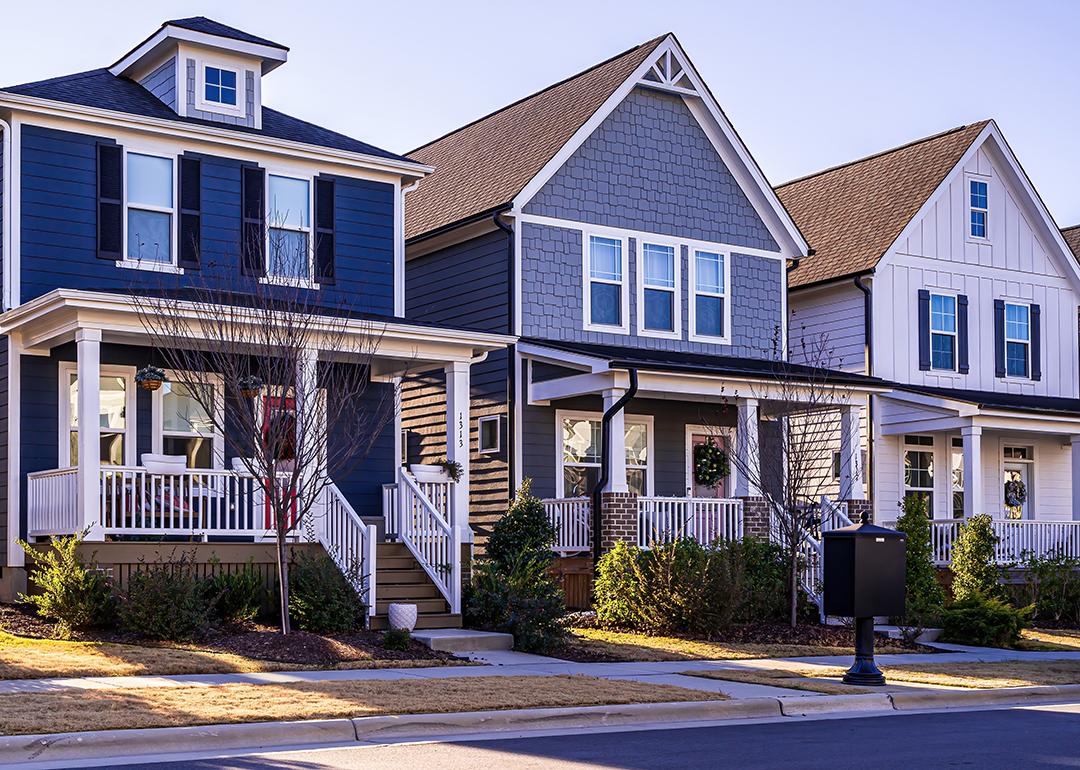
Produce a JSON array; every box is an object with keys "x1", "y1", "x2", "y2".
[
  {"x1": 641, "y1": 243, "x2": 677, "y2": 335},
  {"x1": 903, "y1": 435, "x2": 935, "y2": 515},
  {"x1": 61, "y1": 365, "x2": 134, "y2": 467},
  {"x1": 204, "y1": 66, "x2": 238, "y2": 106},
  {"x1": 969, "y1": 179, "x2": 988, "y2": 238},
  {"x1": 929, "y1": 293, "x2": 957, "y2": 371},
  {"x1": 1004, "y1": 302, "x2": 1031, "y2": 377},
  {"x1": 586, "y1": 235, "x2": 625, "y2": 330},
  {"x1": 126, "y1": 152, "x2": 174, "y2": 264},
  {"x1": 692, "y1": 249, "x2": 726, "y2": 340},
  {"x1": 267, "y1": 175, "x2": 312, "y2": 281},
  {"x1": 156, "y1": 378, "x2": 221, "y2": 469},
  {"x1": 560, "y1": 413, "x2": 650, "y2": 497}
]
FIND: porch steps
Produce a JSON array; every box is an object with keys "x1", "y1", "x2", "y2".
[{"x1": 370, "y1": 542, "x2": 462, "y2": 631}]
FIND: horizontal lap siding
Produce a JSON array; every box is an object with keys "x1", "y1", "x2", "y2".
[{"x1": 0, "y1": 339, "x2": 7, "y2": 564}]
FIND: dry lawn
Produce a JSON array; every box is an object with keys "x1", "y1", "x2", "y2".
[
  {"x1": 0, "y1": 631, "x2": 454, "y2": 680},
  {"x1": 0, "y1": 675, "x2": 723, "y2": 735},
  {"x1": 683, "y1": 667, "x2": 871, "y2": 695},
  {"x1": 565, "y1": 628, "x2": 918, "y2": 662},
  {"x1": 1017, "y1": 628, "x2": 1080, "y2": 652}
]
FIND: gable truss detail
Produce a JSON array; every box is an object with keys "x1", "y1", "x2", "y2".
[{"x1": 639, "y1": 49, "x2": 698, "y2": 95}]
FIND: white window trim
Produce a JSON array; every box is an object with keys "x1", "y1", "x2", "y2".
[
  {"x1": 928, "y1": 291, "x2": 959, "y2": 373},
  {"x1": 150, "y1": 371, "x2": 225, "y2": 470},
  {"x1": 966, "y1": 174, "x2": 990, "y2": 242},
  {"x1": 582, "y1": 232, "x2": 630, "y2": 334},
  {"x1": 477, "y1": 414, "x2": 501, "y2": 454},
  {"x1": 264, "y1": 171, "x2": 317, "y2": 286},
  {"x1": 195, "y1": 61, "x2": 245, "y2": 117},
  {"x1": 1003, "y1": 300, "x2": 1032, "y2": 380},
  {"x1": 119, "y1": 147, "x2": 180, "y2": 273},
  {"x1": 58, "y1": 362, "x2": 138, "y2": 468},
  {"x1": 688, "y1": 247, "x2": 732, "y2": 344},
  {"x1": 555, "y1": 409, "x2": 654, "y2": 498},
  {"x1": 901, "y1": 434, "x2": 936, "y2": 515},
  {"x1": 636, "y1": 239, "x2": 682, "y2": 340}
]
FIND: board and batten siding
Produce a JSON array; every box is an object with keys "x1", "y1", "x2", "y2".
[{"x1": 874, "y1": 144, "x2": 1080, "y2": 397}]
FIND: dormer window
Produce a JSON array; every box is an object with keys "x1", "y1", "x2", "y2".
[{"x1": 204, "y1": 66, "x2": 237, "y2": 106}]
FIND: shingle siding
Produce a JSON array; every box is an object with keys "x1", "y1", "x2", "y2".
[
  {"x1": 184, "y1": 58, "x2": 257, "y2": 128},
  {"x1": 138, "y1": 57, "x2": 177, "y2": 111}
]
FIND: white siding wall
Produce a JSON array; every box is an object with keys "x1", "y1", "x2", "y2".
[
  {"x1": 789, "y1": 282, "x2": 867, "y2": 372},
  {"x1": 874, "y1": 145, "x2": 1080, "y2": 398}
]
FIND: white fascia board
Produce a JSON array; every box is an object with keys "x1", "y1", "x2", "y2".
[
  {"x1": 0, "y1": 93, "x2": 433, "y2": 181},
  {"x1": 110, "y1": 26, "x2": 288, "y2": 78},
  {"x1": 517, "y1": 340, "x2": 611, "y2": 373},
  {"x1": 530, "y1": 371, "x2": 624, "y2": 404},
  {"x1": 880, "y1": 389, "x2": 981, "y2": 416}
]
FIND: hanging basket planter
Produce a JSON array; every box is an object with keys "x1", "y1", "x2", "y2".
[
  {"x1": 238, "y1": 375, "x2": 264, "y2": 400},
  {"x1": 135, "y1": 365, "x2": 167, "y2": 392},
  {"x1": 693, "y1": 437, "x2": 730, "y2": 488}
]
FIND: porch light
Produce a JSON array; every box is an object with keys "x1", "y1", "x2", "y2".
[
  {"x1": 238, "y1": 375, "x2": 263, "y2": 399},
  {"x1": 135, "y1": 365, "x2": 167, "y2": 392}
]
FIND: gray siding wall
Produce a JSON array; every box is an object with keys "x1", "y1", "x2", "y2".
[
  {"x1": 139, "y1": 57, "x2": 177, "y2": 111},
  {"x1": 521, "y1": 222, "x2": 782, "y2": 358},
  {"x1": 185, "y1": 58, "x2": 257, "y2": 128}
]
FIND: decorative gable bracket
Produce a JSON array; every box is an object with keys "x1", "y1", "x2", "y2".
[{"x1": 639, "y1": 49, "x2": 698, "y2": 95}]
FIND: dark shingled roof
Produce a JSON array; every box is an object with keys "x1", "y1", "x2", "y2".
[
  {"x1": 164, "y1": 17, "x2": 288, "y2": 50},
  {"x1": 405, "y1": 35, "x2": 667, "y2": 240},
  {"x1": 898, "y1": 384, "x2": 1080, "y2": 418},
  {"x1": 2, "y1": 68, "x2": 411, "y2": 163},
  {"x1": 777, "y1": 122, "x2": 990, "y2": 289}
]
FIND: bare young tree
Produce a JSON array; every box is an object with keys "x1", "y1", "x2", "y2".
[
  {"x1": 718, "y1": 327, "x2": 862, "y2": 628},
  {"x1": 129, "y1": 231, "x2": 400, "y2": 634}
]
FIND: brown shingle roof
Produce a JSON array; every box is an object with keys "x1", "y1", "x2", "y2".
[
  {"x1": 1062, "y1": 225, "x2": 1080, "y2": 260},
  {"x1": 405, "y1": 35, "x2": 667, "y2": 241},
  {"x1": 777, "y1": 121, "x2": 990, "y2": 289}
]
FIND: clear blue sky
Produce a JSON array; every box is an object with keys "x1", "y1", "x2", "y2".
[{"x1": 4, "y1": 0, "x2": 1079, "y2": 224}]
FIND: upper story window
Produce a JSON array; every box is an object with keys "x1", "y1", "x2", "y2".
[
  {"x1": 640, "y1": 242, "x2": 677, "y2": 336},
  {"x1": 126, "y1": 152, "x2": 175, "y2": 264},
  {"x1": 692, "y1": 249, "x2": 726, "y2": 340},
  {"x1": 585, "y1": 235, "x2": 626, "y2": 331},
  {"x1": 929, "y1": 293, "x2": 957, "y2": 371},
  {"x1": 267, "y1": 174, "x2": 312, "y2": 281},
  {"x1": 969, "y1": 179, "x2": 989, "y2": 239},
  {"x1": 204, "y1": 66, "x2": 238, "y2": 106},
  {"x1": 1005, "y1": 302, "x2": 1031, "y2": 377}
]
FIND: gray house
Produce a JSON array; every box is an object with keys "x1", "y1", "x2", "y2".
[{"x1": 402, "y1": 34, "x2": 877, "y2": 572}]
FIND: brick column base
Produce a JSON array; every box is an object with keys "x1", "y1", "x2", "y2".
[
  {"x1": 740, "y1": 496, "x2": 771, "y2": 541},
  {"x1": 843, "y1": 499, "x2": 873, "y2": 525},
  {"x1": 599, "y1": 492, "x2": 638, "y2": 553}
]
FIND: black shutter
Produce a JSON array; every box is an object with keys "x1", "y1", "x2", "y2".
[
  {"x1": 240, "y1": 165, "x2": 265, "y2": 276},
  {"x1": 314, "y1": 176, "x2": 335, "y2": 285},
  {"x1": 1031, "y1": 303, "x2": 1042, "y2": 381},
  {"x1": 994, "y1": 299, "x2": 1006, "y2": 377},
  {"x1": 96, "y1": 143, "x2": 123, "y2": 260},
  {"x1": 957, "y1": 294, "x2": 970, "y2": 374},
  {"x1": 178, "y1": 156, "x2": 201, "y2": 270},
  {"x1": 917, "y1": 289, "x2": 931, "y2": 371}
]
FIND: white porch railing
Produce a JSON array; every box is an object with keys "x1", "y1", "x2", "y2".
[
  {"x1": 27, "y1": 468, "x2": 79, "y2": 537},
  {"x1": 542, "y1": 497, "x2": 591, "y2": 553},
  {"x1": 795, "y1": 497, "x2": 854, "y2": 619},
  {"x1": 880, "y1": 517, "x2": 1080, "y2": 566},
  {"x1": 637, "y1": 497, "x2": 743, "y2": 548},
  {"x1": 319, "y1": 483, "x2": 377, "y2": 616},
  {"x1": 396, "y1": 470, "x2": 461, "y2": 614}
]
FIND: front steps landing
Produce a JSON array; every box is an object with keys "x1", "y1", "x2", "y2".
[
  {"x1": 411, "y1": 628, "x2": 514, "y2": 653},
  {"x1": 369, "y1": 542, "x2": 461, "y2": 631}
]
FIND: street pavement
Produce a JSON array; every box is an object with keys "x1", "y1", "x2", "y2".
[{"x1": 67, "y1": 702, "x2": 1080, "y2": 769}]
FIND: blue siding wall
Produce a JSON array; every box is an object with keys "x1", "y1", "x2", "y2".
[
  {"x1": 139, "y1": 57, "x2": 177, "y2": 111},
  {"x1": 19, "y1": 124, "x2": 396, "y2": 315}
]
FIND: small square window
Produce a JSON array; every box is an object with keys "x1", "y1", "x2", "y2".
[
  {"x1": 204, "y1": 66, "x2": 238, "y2": 106},
  {"x1": 478, "y1": 416, "x2": 500, "y2": 454}
]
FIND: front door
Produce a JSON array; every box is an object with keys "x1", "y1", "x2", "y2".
[
  {"x1": 1003, "y1": 463, "x2": 1031, "y2": 520},
  {"x1": 688, "y1": 431, "x2": 730, "y2": 498}
]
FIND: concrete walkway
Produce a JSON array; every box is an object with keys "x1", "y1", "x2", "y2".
[{"x1": 4, "y1": 643, "x2": 1078, "y2": 699}]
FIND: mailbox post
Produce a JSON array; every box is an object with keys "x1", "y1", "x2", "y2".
[{"x1": 823, "y1": 523, "x2": 906, "y2": 686}]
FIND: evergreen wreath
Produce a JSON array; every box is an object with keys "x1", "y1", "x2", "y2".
[
  {"x1": 693, "y1": 438, "x2": 730, "y2": 488},
  {"x1": 1004, "y1": 479, "x2": 1028, "y2": 507}
]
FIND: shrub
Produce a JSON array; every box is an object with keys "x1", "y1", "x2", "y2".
[
  {"x1": 1018, "y1": 551, "x2": 1080, "y2": 624},
  {"x1": 203, "y1": 560, "x2": 265, "y2": 624},
  {"x1": 382, "y1": 628, "x2": 412, "y2": 651},
  {"x1": 594, "y1": 540, "x2": 646, "y2": 630},
  {"x1": 119, "y1": 550, "x2": 210, "y2": 641},
  {"x1": 951, "y1": 514, "x2": 1003, "y2": 602},
  {"x1": 734, "y1": 538, "x2": 788, "y2": 622},
  {"x1": 288, "y1": 551, "x2": 366, "y2": 633},
  {"x1": 485, "y1": 480, "x2": 557, "y2": 570},
  {"x1": 894, "y1": 495, "x2": 945, "y2": 625},
  {"x1": 18, "y1": 533, "x2": 114, "y2": 638},
  {"x1": 466, "y1": 554, "x2": 566, "y2": 652},
  {"x1": 940, "y1": 594, "x2": 1032, "y2": 648}
]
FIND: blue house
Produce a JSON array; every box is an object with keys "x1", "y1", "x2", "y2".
[
  {"x1": 403, "y1": 34, "x2": 879, "y2": 583},
  {"x1": 0, "y1": 18, "x2": 510, "y2": 627}
]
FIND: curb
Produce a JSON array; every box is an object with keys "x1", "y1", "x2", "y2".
[{"x1": 4, "y1": 686, "x2": 1080, "y2": 765}]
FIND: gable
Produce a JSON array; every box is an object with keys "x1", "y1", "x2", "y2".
[{"x1": 523, "y1": 86, "x2": 778, "y2": 251}]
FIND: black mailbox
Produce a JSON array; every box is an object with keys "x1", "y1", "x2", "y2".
[{"x1": 823, "y1": 523, "x2": 906, "y2": 618}]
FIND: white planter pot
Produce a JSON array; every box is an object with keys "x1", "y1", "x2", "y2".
[
  {"x1": 388, "y1": 603, "x2": 418, "y2": 632},
  {"x1": 409, "y1": 464, "x2": 449, "y2": 483}
]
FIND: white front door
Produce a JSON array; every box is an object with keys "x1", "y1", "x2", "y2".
[
  {"x1": 1003, "y1": 462, "x2": 1031, "y2": 520},
  {"x1": 687, "y1": 430, "x2": 731, "y2": 498}
]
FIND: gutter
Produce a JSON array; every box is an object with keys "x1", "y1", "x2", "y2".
[
  {"x1": 492, "y1": 207, "x2": 516, "y2": 495},
  {"x1": 591, "y1": 368, "x2": 638, "y2": 567},
  {"x1": 853, "y1": 275, "x2": 874, "y2": 512}
]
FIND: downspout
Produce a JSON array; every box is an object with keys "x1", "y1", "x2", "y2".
[
  {"x1": 853, "y1": 275, "x2": 874, "y2": 517},
  {"x1": 492, "y1": 208, "x2": 516, "y2": 494},
  {"x1": 591, "y1": 368, "x2": 638, "y2": 568}
]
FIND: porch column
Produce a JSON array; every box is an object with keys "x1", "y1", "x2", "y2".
[
  {"x1": 1071, "y1": 436, "x2": 1080, "y2": 520},
  {"x1": 444, "y1": 361, "x2": 471, "y2": 540},
  {"x1": 294, "y1": 348, "x2": 321, "y2": 530},
  {"x1": 76, "y1": 329, "x2": 104, "y2": 541},
  {"x1": 839, "y1": 404, "x2": 865, "y2": 501},
  {"x1": 734, "y1": 398, "x2": 760, "y2": 498},
  {"x1": 962, "y1": 425, "x2": 984, "y2": 518},
  {"x1": 602, "y1": 388, "x2": 628, "y2": 493}
]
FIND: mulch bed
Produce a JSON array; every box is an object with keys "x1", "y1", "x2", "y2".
[{"x1": 0, "y1": 603, "x2": 456, "y2": 666}]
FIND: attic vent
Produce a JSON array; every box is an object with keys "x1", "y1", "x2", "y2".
[{"x1": 641, "y1": 49, "x2": 698, "y2": 95}]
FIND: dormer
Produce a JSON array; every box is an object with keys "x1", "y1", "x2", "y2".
[{"x1": 108, "y1": 17, "x2": 288, "y2": 130}]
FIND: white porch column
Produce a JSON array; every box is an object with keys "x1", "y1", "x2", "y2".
[
  {"x1": 1071, "y1": 436, "x2": 1080, "y2": 520},
  {"x1": 76, "y1": 329, "x2": 103, "y2": 541},
  {"x1": 962, "y1": 425, "x2": 984, "y2": 518},
  {"x1": 445, "y1": 361, "x2": 471, "y2": 539},
  {"x1": 602, "y1": 388, "x2": 628, "y2": 493},
  {"x1": 734, "y1": 398, "x2": 761, "y2": 498},
  {"x1": 839, "y1": 404, "x2": 865, "y2": 500},
  {"x1": 294, "y1": 348, "x2": 321, "y2": 530}
]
